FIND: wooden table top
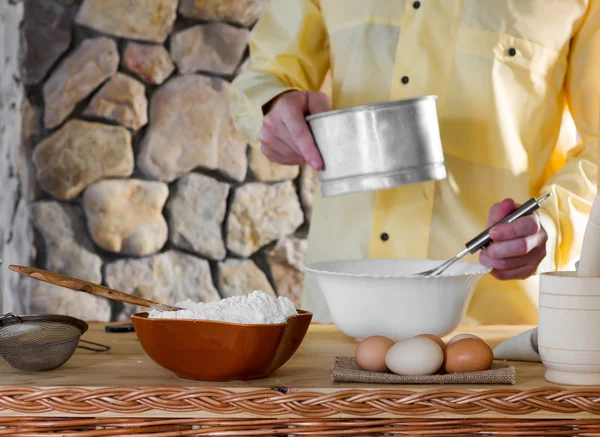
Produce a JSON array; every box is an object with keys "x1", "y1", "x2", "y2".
[
  {"x1": 1, "y1": 323, "x2": 598, "y2": 419},
  {"x1": 1, "y1": 322, "x2": 536, "y2": 389}
]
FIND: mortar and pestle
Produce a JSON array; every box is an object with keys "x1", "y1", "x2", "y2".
[
  {"x1": 537, "y1": 195, "x2": 600, "y2": 385},
  {"x1": 494, "y1": 193, "x2": 600, "y2": 385}
]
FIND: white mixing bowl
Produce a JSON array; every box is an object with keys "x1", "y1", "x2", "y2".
[{"x1": 304, "y1": 259, "x2": 490, "y2": 341}]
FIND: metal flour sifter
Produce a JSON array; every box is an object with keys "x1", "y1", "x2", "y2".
[{"x1": 0, "y1": 313, "x2": 110, "y2": 372}]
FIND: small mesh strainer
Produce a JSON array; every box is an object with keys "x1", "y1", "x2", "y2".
[{"x1": 0, "y1": 313, "x2": 110, "y2": 371}]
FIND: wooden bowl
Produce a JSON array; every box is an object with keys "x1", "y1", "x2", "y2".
[{"x1": 131, "y1": 310, "x2": 313, "y2": 381}]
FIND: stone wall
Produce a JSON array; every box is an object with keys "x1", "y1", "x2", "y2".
[
  {"x1": 0, "y1": 0, "x2": 34, "y2": 315},
  {"x1": 20, "y1": 0, "x2": 319, "y2": 321}
]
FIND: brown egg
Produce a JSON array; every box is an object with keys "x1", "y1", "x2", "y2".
[
  {"x1": 417, "y1": 334, "x2": 446, "y2": 353},
  {"x1": 444, "y1": 338, "x2": 494, "y2": 373},
  {"x1": 355, "y1": 336, "x2": 395, "y2": 372},
  {"x1": 447, "y1": 333, "x2": 480, "y2": 345}
]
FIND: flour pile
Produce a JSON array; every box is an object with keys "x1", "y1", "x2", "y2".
[{"x1": 148, "y1": 290, "x2": 298, "y2": 324}]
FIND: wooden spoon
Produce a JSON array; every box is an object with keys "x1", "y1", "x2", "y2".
[{"x1": 8, "y1": 265, "x2": 182, "y2": 312}]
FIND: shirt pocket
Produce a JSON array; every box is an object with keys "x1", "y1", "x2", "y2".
[{"x1": 439, "y1": 27, "x2": 569, "y2": 173}]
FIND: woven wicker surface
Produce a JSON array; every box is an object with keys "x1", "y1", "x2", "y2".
[
  {"x1": 2, "y1": 324, "x2": 600, "y2": 420},
  {"x1": 2, "y1": 417, "x2": 600, "y2": 436},
  {"x1": 2, "y1": 386, "x2": 600, "y2": 417}
]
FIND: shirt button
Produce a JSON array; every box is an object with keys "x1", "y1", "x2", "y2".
[
  {"x1": 508, "y1": 47, "x2": 517, "y2": 56},
  {"x1": 380, "y1": 233, "x2": 389, "y2": 242},
  {"x1": 413, "y1": 1, "x2": 421, "y2": 8},
  {"x1": 401, "y1": 76, "x2": 409, "y2": 85}
]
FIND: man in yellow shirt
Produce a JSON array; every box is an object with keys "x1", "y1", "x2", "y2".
[{"x1": 230, "y1": 1, "x2": 599, "y2": 325}]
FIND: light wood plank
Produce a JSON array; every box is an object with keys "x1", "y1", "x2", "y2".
[
  {"x1": 4, "y1": 323, "x2": 592, "y2": 419},
  {"x1": 0, "y1": 323, "x2": 543, "y2": 390}
]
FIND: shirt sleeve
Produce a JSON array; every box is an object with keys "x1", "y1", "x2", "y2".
[
  {"x1": 229, "y1": 0, "x2": 330, "y2": 148},
  {"x1": 537, "y1": 0, "x2": 600, "y2": 272}
]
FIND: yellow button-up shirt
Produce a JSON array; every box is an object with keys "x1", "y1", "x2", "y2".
[{"x1": 230, "y1": 0, "x2": 600, "y2": 324}]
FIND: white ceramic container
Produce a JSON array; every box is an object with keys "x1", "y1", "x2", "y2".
[
  {"x1": 304, "y1": 259, "x2": 489, "y2": 341},
  {"x1": 539, "y1": 271, "x2": 600, "y2": 385}
]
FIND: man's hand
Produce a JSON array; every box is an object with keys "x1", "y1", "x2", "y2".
[
  {"x1": 479, "y1": 198, "x2": 548, "y2": 280},
  {"x1": 260, "y1": 90, "x2": 330, "y2": 170}
]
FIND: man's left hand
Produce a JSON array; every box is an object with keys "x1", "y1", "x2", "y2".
[{"x1": 479, "y1": 198, "x2": 548, "y2": 280}]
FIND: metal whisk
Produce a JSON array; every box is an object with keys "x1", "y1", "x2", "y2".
[
  {"x1": 413, "y1": 193, "x2": 552, "y2": 277},
  {"x1": 0, "y1": 313, "x2": 110, "y2": 372}
]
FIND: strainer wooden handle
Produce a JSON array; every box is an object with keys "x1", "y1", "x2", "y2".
[{"x1": 8, "y1": 265, "x2": 182, "y2": 312}]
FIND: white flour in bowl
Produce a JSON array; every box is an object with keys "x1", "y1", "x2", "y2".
[{"x1": 147, "y1": 290, "x2": 298, "y2": 324}]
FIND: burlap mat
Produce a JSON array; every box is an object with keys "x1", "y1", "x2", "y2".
[{"x1": 331, "y1": 356, "x2": 515, "y2": 384}]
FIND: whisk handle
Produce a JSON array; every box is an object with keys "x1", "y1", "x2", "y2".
[{"x1": 465, "y1": 193, "x2": 551, "y2": 254}]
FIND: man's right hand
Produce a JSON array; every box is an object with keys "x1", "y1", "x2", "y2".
[{"x1": 260, "y1": 90, "x2": 330, "y2": 170}]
